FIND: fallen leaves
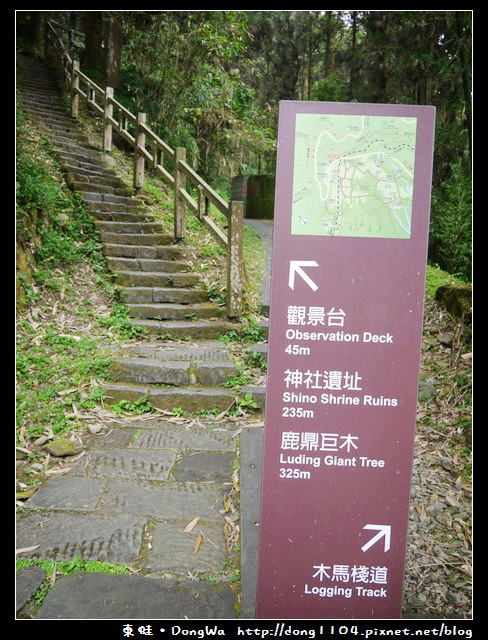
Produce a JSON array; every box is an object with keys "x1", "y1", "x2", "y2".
[
  {"x1": 224, "y1": 516, "x2": 240, "y2": 549},
  {"x1": 403, "y1": 297, "x2": 472, "y2": 617},
  {"x1": 193, "y1": 532, "x2": 203, "y2": 555},
  {"x1": 183, "y1": 516, "x2": 200, "y2": 533},
  {"x1": 180, "y1": 516, "x2": 218, "y2": 555},
  {"x1": 16, "y1": 545, "x2": 40, "y2": 555}
]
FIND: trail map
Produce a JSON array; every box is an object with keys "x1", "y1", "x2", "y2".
[{"x1": 291, "y1": 113, "x2": 417, "y2": 239}]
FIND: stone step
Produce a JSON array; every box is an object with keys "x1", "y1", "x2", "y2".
[
  {"x1": 106, "y1": 257, "x2": 188, "y2": 273},
  {"x1": 100, "y1": 232, "x2": 174, "y2": 245},
  {"x1": 78, "y1": 183, "x2": 126, "y2": 196},
  {"x1": 129, "y1": 318, "x2": 236, "y2": 340},
  {"x1": 102, "y1": 382, "x2": 236, "y2": 413},
  {"x1": 56, "y1": 151, "x2": 123, "y2": 174},
  {"x1": 19, "y1": 101, "x2": 66, "y2": 118},
  {"x1": 119, "y1": 286, "x2": 209, "y2": 305},
  {"x1": 41, "y1": 124, "x2": 88, "y2": 140},
  {"x1": 109, "y1": 340, "x2": 237, "y2": 386},
  {"x1": 61, "y1": 163, "x2": 120, "y2": 180},
  {"x1": 110, "y1": 357, "x2": 235, "y2": 386},
  {"x1": 94, "y1": 220, "x2": 163, "y2": 235},
  {"x1": 17, "y1": 87, "x2": 62, "y2": 101},
  {"x1": 93, "y1": 211, "x2": 157, "y2": 223},
  {"x1": 128, "y1": 302, "x2": 225, "y2": 320},
  {"x1": 52, "y1": 145, "x2": 112, "y2": 164},
  {"x1": 72, "y1": 181, "x2": 130, "y2": 197},
  {"x1": 65, "y1": 173, "x2": 127, "y2": 191},
  {"x1": 80, "y1": 192, "x2": 142, "y2": 211},
  {"x1": 24, "y1": 111, "x2": 74, "y2": 128},
  {"x1": 115, "y1": 270, "x2": 200, "y2": 288},
  {"x1": 64, "y1": 166, "x2": 124, "y2": 185},
  {"x1": 240, "y1": 384, "x2": 267, "y2": 409},
  {"x1": 103, "y1": 244, "x2": 184, "y2": 260}
]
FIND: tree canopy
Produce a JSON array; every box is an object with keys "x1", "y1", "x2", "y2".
[{"x1": 16, "y1": 10, "x2": 472, "y2": 280}]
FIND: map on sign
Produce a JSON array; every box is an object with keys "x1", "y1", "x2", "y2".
[{"x1": 291, "y1": 113, "x2": 417, "y2": 239}]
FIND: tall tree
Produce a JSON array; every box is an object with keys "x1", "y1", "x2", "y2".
[{"x1": 80, "y1": 11, "x2": 123, "y2": 88}]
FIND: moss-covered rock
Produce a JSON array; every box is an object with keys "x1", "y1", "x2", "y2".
[
  {"x1": 44, "y1": 439, "x2": 84, "y2": 457},
  {"x1": 435, "y1": 284, "x2": 472, "y2": 320}
]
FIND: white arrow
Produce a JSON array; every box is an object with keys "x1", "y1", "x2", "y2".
[
  {"x1": 361, "y1": 524, "x2": 391, "y2": 553},
  {"x1": 288, "y1": 261, "x2": 319, "y2": 291}
]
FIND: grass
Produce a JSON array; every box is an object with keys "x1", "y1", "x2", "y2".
[
  {"x1": 424, "y1": 264, "x2": 467, "y2": 298},
  {"x1": 16, "y1": 556, "x2": 132, "y2": 611},
  {"x1": 15, "y1": 92, "x2": 266, "y2": 479}
]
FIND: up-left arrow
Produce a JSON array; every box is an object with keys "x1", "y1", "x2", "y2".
[{"x1": 288, "y1": 261, "x2": 319, "y2": 291}]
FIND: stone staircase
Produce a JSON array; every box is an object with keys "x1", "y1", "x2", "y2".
[{"x1": 17, "y1": 52, "x2": 240, "y2": 414}]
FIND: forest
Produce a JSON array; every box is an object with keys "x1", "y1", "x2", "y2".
[
  {"x1": 16, "y1": 12, "x2": 472, "y2": 617},
  {"x1": 17, "y1": 10, "x2": 472, "y2": 280}
]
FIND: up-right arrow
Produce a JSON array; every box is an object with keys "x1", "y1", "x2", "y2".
[{"x1": 361, "y1": 524, "x2": 391, "y2": 553}]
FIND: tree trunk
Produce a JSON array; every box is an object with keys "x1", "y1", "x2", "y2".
[
  {"x1": 81, "y1": 12, "x2": 104, "y2": 73},
  {"x1": 104, "y1": 15, "x2": 123, "y2": 89}
]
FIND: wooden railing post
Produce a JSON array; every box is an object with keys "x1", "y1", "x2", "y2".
[
  {"x1": 174, "y1": 147, "x2": 186, "y2": 240},
  {"x1": 71, "y1": 59, "x2": 79, "y2": 118},
  {"x1": 134, "y1": 112, "x2": 146, "y2": 189},
  {"x1": 227, "y1": 200, "x2": 244, "y2": 318},
  {"x1": 103, "y1": 87, "x2": 113, "y2": 153}
]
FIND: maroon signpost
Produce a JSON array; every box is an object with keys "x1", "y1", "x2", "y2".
[{"x1": 256, "y1": 101, "x2": 435, "y2": 619}]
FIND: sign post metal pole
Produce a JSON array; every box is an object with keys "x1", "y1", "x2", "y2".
[{"x1": 256, "y1": 101, "x2": 436, "y2": 619}]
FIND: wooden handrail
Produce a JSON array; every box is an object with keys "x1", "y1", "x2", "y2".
[{"x1": 45, "y1": 20, "x2": 243, "y2": 318}]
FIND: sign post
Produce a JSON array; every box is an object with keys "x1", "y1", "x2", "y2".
[{"x1": 256, "y1": 101, "x2": 435, "y2": 619}]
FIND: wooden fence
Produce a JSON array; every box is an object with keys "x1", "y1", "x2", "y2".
[{"x1": 45, "y1": 20, "x2": 244, "y2": 318}]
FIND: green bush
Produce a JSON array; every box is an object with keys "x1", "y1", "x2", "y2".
[
  {"x1": 430, "y1": 163, "x2": 472, "y2": 282},
  {"x1": 16, "y1": 149, "x2": 105, "y2": 280}
]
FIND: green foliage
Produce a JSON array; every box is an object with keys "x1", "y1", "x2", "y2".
[
  {"x1": 430, "y1": 163, "x2": 472, "y2": 281},
  {"x1": 33, "y1": 10, "x2": 470, "y2": 281},
  {"x1": 110, "y1": 397, "x2": 155, "y2": 415},
  {"x1": 16, "y1": 128, "x2": 106, "y2": 284},
  {"x1": 15, "y1": 102, "x2": 149, "y2": 443},
  {"x1": 16, "y1": 156, "x2": 64, "y2": 225},
  {"x1": 115, "y1": 11, "x2": 274, "y2": 184},
  {"x1": 16, "y1": 320, "x2": 113, "y2": 439},
  {"x1": 96, "y1": 304, "x2": 148, "y2": 340},
  {"x1": 424, "y1": 265, "x2": 467, "y2": 299}
]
